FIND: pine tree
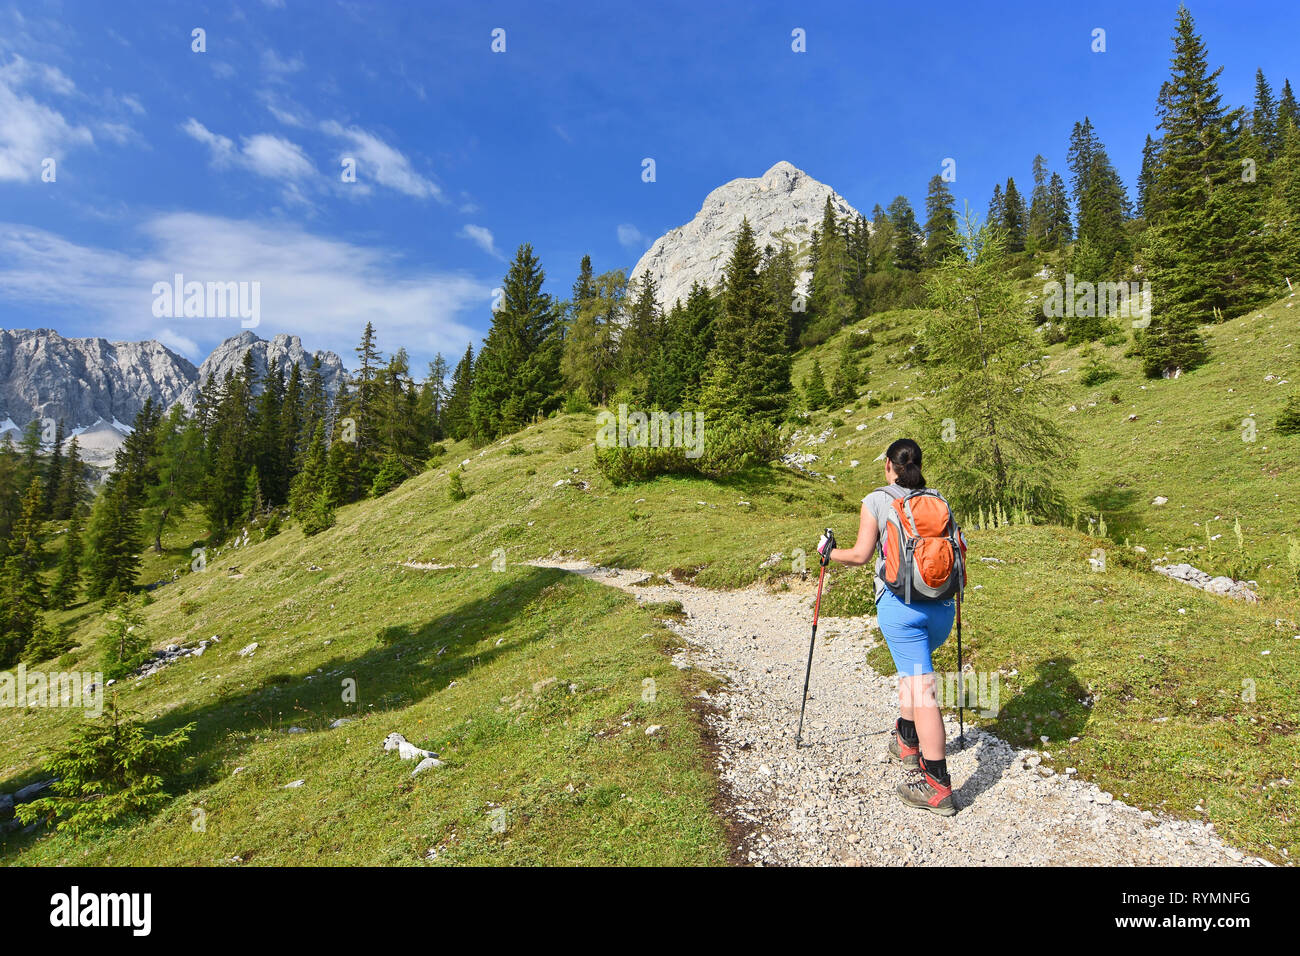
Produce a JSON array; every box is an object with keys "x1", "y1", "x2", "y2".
[
  {"x1": 442, "y1": 344, "x2": 475, "y2": 440},
  {"x1": 1279, "y1": 79, "x2": 1299, "y2": 131},
  {"x1": 887, "y1": 195, "x2": 923, "y2": 271},
  {"x1": 830, "y1": 337, "x2": 860, "y2": 405},
  {"x1": 0, "y1": 479, "x2": 49, "y2": 665},
  {"x1": 352, "y1": 322, "x2": 382, "y2": 451},
  {"x1": 144, "y1": 406, "x2": 203, "y2": 552},
  {"x1": 700, "y1": 218, "x2": 793, "y2": 422},
  {"x1": 1001, "y1": 177, "x2": 1029, "y2": 253},
  {"x1": 1067, "y1": 117, "x2": 1100, "y2": 223},
  {"x1": 1137, "y1": 134, "x2": 1161, "y2": 220},
  {"x1": 561, "y1": 270, "x2": 623, "y2": 406},
  {"x1": 924, "y1": 175, "x2": 958, "y2": 264},
  {"x1": 986, "y1": 183, "x2": 1005, "y2": 231},
  {"x1": 806, "y1": 197, "x2": 854, "y2": 344},
  {"x1": 1140, "y1": 4, "x2": 1249, "y2": 370},
  {"x1": 52, "y1": 435, "x2": 83, "y2": 521},
  {"x1": 84, "y1": 477, "x2": 142, "y2": 599},
  {"x1": 654, "y1": 281, "x2": 717, "y2": 408},
  {"x1": 1045, "y1": 172, "x2": 1074, "y2": 249},
  {"x1": 49, "y1": 506, "x2": 84, "y2": 610},
  {"x1": 469, "y1": 244, "x2": 562, "y2": 440},
  {"x1": 44, "y1": 419, "x2": 65, "y2": 519},
  {"x1": 803, "y1": 359, "x2": 831, "y2": 410},
  {"x1": 1027, "y1": 155, "x2": 1052, "y2": 250},
  {"x1": 1252, "y1": 68, "x2": 1279, "y2": 159},
  {"x1": 620, "y1": 270, "x2": 664, "y2": 399}
]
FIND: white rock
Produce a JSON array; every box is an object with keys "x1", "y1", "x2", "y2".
[{"x1": 237, "y1": 642, "x2": 259, "y2": 657}]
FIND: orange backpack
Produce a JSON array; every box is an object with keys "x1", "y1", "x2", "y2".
[{"x1": 878, "y1": 488, "x2": 967, "y2": 604}]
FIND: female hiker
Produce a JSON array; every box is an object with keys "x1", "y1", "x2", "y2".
[{"x1": 816, "y1": 437, "x2": 965, "y2": 816}]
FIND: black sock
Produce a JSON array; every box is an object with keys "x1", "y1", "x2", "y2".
[
  {"x1": 920, "y1": 756, "x2": 950, "y2": 787},
  {"x1": 897, "y1": 717, "x2": 919, "y2": 747}
]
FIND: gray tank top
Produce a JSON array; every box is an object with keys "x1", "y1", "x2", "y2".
[{"x1": 862, "y1": 483, "x2": 907, "y2": 603}]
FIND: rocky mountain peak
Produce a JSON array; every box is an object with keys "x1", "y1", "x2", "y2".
[{"x1": 630, "y1": 161, "x2": 862, "y2": 311}]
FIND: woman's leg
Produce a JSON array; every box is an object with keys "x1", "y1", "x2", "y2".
[{"x1": 907, "y1": 673, "x2": 945, "y2": 761}]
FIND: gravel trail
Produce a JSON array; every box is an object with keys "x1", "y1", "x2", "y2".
[{"x1": 532, "y1": 558, "x2": 1267, "y2": 867}]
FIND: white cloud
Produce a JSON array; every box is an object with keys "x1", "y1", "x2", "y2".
[
  {"x1": 617, "y1": 223, "x2": 650, "y2": 250},
  {"x1": 156, "y1": 327, "x2": 200, "y2": 358},
  {"x1": 261, "y1": 49, "x2": 304, "y2": 76},
  {"x1": 0, "y1": 214, "x2": 493, "y2": 364},
  {"x1": 0, "y1": 55, "x2": 93, "y2": 181},
  {"x1": 182, "y1": 119, "x2": 314, "y2": 189},
  {"x1": 241, "y1": 133, "x2": 313, "y2": 179},
  {"x1": 458, "y1": 224, "x2": 503, "y2": 260},
  {"x1": 320, "y1": 119, "x2": 442, "y2": 200}
]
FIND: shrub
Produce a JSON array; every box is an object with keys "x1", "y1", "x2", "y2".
[
  {"x1": 1080, "y1": 352, "x2": 1119, "y2": 387},
  {"x1": 1277, "y1": 392, "x2": 1300, "y2": 435},
  {"x1": 261, "y1": 512, "x2": 282, "y2": 540},
  {"x1": 369, "y1": 456, "x2": 409, "y2": 497},
  {"x1": 15, "y1": 700, "x2": 192, "y2": 835},
  {"x1": 449, "y1": 471, "x2": 469, "y2": 501},
  {"x1": 563, "y1": 392, "x2": 592, "y2": 415},
  {"x1": 593, "y1": 417, "x2": 783, "y2": 484},
  {"x1": 300, "y1": 496, "x2": 336, "y2": 536}
]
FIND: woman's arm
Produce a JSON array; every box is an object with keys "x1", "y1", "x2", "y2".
[{"x1": 829, "y1": 502, "x2": 879, "y2": 568}]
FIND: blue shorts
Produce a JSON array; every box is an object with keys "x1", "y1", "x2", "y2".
[{"x1": 876, "y1": 589, "x2": 956, "y2": 677}]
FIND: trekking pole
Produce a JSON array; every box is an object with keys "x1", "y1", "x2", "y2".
[
  {"x1": 955, "y1": 591, "x2": 965, "y2": 751},
  {"x1": 796, "y1": 529, "x2": 834, "y2": 746}
]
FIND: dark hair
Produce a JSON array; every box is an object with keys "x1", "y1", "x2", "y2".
[{"x1": 886, "y1": 438, "x2": 926, "y2": 489}]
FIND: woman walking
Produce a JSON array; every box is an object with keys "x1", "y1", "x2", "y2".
[{"x1": 816, "y1": 438, "x2": 964, "y2": 816}]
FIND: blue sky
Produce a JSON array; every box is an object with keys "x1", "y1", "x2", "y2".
[{"x1": 0, "y1": 0, "x2": 1293, "y2": 372}]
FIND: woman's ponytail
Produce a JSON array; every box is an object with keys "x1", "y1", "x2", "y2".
[{"x1": 886, "y1": 438, "x2": 926, "y2": 489}]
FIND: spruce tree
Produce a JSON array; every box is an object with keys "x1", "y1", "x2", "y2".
[
  {"x1": 1045, "y1": 172, "x2": 1074, "y2": 249},
  {"x1": 924, "y1": 175, "x2": 958, "y2": 264},
  {"x1": 468, "y1": 244, "x2": 562, "y2": 440},
  {"x1": 803, "y1": 359, "x2": 830, "y2": 410},
  {"x1": 1027, "y1": 156, "x2": 1052, "y2": 250},
  {"x1": 1, "y1": 478, "x2": 49, "y2": 663},
  {"x1": 84, "y1": 477, "x2": 142, "y2": 599},
  {"x1": 442, "y1": 344, "x2": 475, "y2": 440},
  {"x1": 1001, "y1": 177, "x2": 1029, "y2": 253},
  {"x1": 887, "y1": 195, "x2": 923, "y2": 272},
  {"x1": 49, "y1": 506, "x2": 84, "y2": 610},
  {"x1": 1140, "y1": 4, "x2": 1248, "y2": 370},
  {"x1": 806, "y1": 197, "x2": 854, "y2": 344},
  {"x1": 561, "y1": 270, "x2": 623, "y2": 406}
]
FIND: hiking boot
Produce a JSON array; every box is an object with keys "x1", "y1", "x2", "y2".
[
  {"x1": 896, "y1": 763, "x2": 957, "y2": 816},
  {"x1": 888, "y1": 719, "x2": 920, "y2": 769}
]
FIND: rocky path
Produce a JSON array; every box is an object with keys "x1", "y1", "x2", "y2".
[{"x1": 531, "y1": 558, "x2": 1267, "y2": 867}]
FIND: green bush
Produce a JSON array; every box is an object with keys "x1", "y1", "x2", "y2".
[
  {"x1": 1080, "y1": 352, "x2": 1119, "y2": 387},
  {"x1": 369, "y1": 456, "x2": 409, "y2": 497},
  {"x1": 1277, "y1": 392, "x2": 1300, "y2": 435},
  {"x1": 449, "y1": 471, "x2": 469, "y2": 501},
  {"x1": 594, "y1": 417, "x2": 783, "y2": 484},
  {"x1": 15, "y1": 701, "x2": 192, "y2": 835},
  {"x1": 300, "y1": 496, "x2": 336, "y2": 536}
]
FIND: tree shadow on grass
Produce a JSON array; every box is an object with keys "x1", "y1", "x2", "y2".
[
  {"x1": 957, "y1": 656, "x2": 1091, "y2": 809},
  {"x1": 1081, "y1": 485, "x2": 1141, "y2": 544},
  {"x1": 0, "y1": 565, "x2": 573, "y2": 857}
]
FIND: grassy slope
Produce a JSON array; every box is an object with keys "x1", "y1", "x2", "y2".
[{"x1": 4, "y1": 294, "x2": 1298, "y2": 864}]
